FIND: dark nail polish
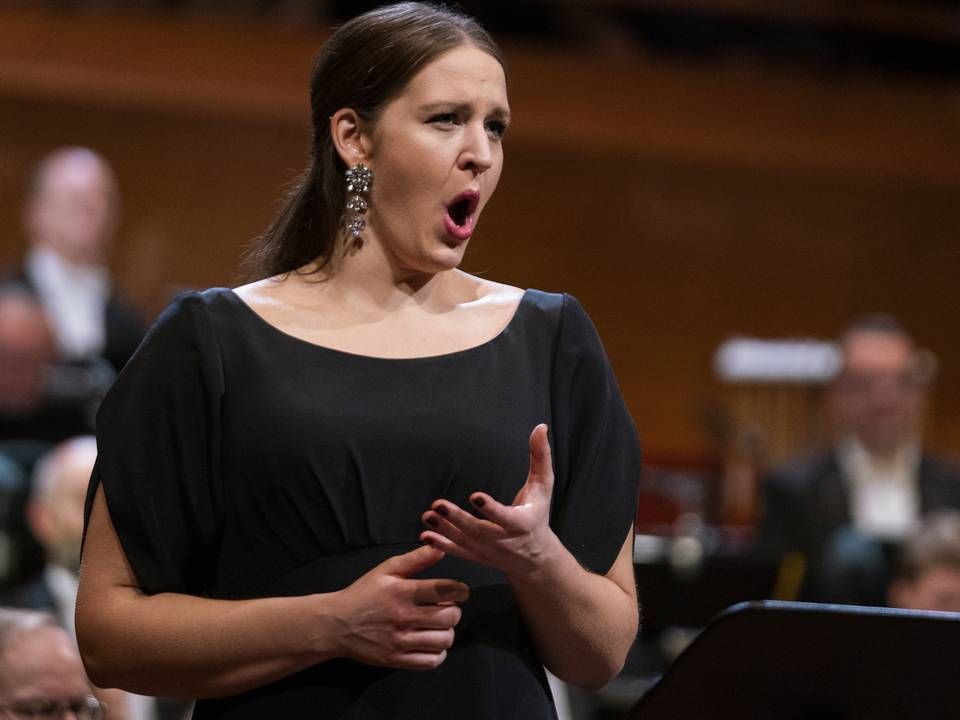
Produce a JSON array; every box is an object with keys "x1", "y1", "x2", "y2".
[
  {"x1": 471, "y1": 496, "x2": 485, "y2": 508},
  {"x1": 436, "y1": 506, "x2": 448, "y2": 517},
  {"x1": 426, "y1": 517, "x2": 438, "y2": 527}
]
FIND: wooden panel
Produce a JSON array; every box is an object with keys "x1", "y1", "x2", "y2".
[{"x1": 1, "y1": 6, "x2": 958, "y2": 461}]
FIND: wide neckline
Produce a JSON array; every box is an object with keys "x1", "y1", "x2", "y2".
[{"x1": 223, "y1": 287, "x2": 531, "y2": 362}]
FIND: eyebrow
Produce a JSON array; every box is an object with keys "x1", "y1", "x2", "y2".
[{"x1": 419, "y1": 102, "x2": 512, "y2": 122}]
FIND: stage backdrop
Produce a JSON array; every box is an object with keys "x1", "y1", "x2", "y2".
[{"x1": 1, "y1": 6, "x2": 958, "y2": 463}]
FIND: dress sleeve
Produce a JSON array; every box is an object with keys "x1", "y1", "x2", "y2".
[
  {"x1": 549, "y1": 294, "x2": 641, "y2": 575},
  {"x1": 83, "y1": 291, "x2": 224, "y2": 596}
]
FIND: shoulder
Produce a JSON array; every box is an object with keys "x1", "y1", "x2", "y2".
[
  {"x1": 229, "y1": 276, "x2": 287, "y2": 312},
  {"x1": 147, "y1": 287, "x2": 235, "y2": 332},
  {"x1": 1, "y1": 264, "x2": 33, "y2": 290},
  {"x1": 919, "y1": 452, "x2": 960, "y2": 488},
  {"x1": 765, "y1": 449, "x2": 839, "y2": 493},
  {"x1": 122, "y1": 287, "x2": 236, "y2": 370}
]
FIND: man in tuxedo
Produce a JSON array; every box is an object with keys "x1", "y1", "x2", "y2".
[
  {"x1": 760, "y1": 315, "x2": 960, "y2": 605},
  {"x1": 16, "y1": 146, "x2": 144, "y2": 374}
]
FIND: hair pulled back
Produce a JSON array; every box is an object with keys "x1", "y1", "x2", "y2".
[{"x1": 244, "y1": 3, "x2": 502, "y2": 278}]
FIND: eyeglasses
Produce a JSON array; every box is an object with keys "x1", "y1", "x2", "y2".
[{"x1": 0, "y1": 695, "x2": 104, "y2": 719}]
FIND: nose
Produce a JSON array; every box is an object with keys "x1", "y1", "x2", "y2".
[{"x1": 459, "y1": 121, "x2": 495, "y2": 175}]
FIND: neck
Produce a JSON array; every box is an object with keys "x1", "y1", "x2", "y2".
[
  {"x1": 856, "y1": 437, "x2": 915, "y2": 466},
  {"x1": 34, "y1": 243, "x2": 103, "y2": 270},
  {"x1": 314, "y1": 237, "x2": 466, "y2": 314}
]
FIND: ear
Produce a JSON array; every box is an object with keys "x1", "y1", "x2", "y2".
[
  {"x1": 26, "y1": 499, "x2": 52, "y2": 547},
  {"x1": 330, "y1": 108, "x2": 373, "y2": 168}
]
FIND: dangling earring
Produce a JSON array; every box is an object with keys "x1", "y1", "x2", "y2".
[{"x1": 343, "y1": 163, "x2": 373, "y2": 249}]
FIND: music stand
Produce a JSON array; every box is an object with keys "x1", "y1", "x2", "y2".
[{"x1": 630, "y1": 600, "x2": 960, "y2": 719}]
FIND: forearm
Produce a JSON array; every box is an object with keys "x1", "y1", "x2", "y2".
[
  {"x1": 508, "y1": 533, "x2": 638, "y2": 690},
  {"x1": 76, "y1": 586, "x2": 340, "y2": 698}
]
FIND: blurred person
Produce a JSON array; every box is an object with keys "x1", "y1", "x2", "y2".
[
  {"x1": 0, "y1": 285, "x2": 55, "y2": 422},
  {"x1": 15, "y1": 146, "x2": 144, "y2": 374},
  {"x1": 0, "y1": 438, "x2": 187, "y2": 720},
  {"x1": 0, "y1": 285, "x2": 96, "y2": 591},
  {"x1": 0, "y1": 607, "x2": 105, "y2": 719},
  {"x1": 888, "y1": 511, "x2": 960, "y2": 613},
  {"x1": 760, "y1": 314, "x2": 960, "y2": 605},
  {"x1": 0, "y1": 284, "x2": 94, "y2": 443},
  {"x1": 1, "y1": 437, "x2": 96, "y2": 633}
]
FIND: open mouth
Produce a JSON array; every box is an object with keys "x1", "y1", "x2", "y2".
[{"x1": 446, "y1": 190, "x2": 480, "y2": 229}]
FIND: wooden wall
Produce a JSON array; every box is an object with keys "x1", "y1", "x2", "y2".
[{"x1": 2, "y1": 6, "x2": 959, "y2": 461}]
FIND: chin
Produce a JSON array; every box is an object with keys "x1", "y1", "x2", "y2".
[{"x1": 426, "y1": 242, "x2": 469, "y2": 272}]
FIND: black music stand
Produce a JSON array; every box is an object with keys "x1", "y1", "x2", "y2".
[{"x1": 630, "y1": 600, "x2": 960, "y2": 720}]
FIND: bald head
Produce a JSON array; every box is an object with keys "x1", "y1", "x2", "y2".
[
  {"x1": 0, "y1": 286, "x2": 54, "y2": 413},
  {"x1": 29, "y1": 437, "x2": 97, "y2": 574},
  {"x1": 24, "y1": 147, "x2": 119, "y2": 267},
  {"x1": 0, "y1": 609, "x2": 92, "y2": 707}
]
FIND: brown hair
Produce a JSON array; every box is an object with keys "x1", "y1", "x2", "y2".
[{"x1": 243, "y1": 2, "x2": 503, "y2": 279}]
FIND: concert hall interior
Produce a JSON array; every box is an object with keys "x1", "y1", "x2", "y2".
[{"x1": 1, "y1": 2, "x2": 959, "y2": 719}]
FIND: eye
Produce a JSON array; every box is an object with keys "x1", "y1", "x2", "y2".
[
  {"x1": 485, "y1": 119, "x2": 508, "y2": 139},
  {"x1": 428, "y1": 113, "x2": 459, "y2": 127}
]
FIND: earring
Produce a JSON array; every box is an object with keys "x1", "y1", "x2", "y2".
[{"x1": 344, "y1": 163, "x2": 373, "y2": 246}]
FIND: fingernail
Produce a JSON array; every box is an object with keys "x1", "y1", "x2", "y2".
[
  {"x1": 471, "y1": 496, "x2": 485, "y2": 508},
  {"x1": 436, "y1": 505, "x2": 448, "y2": 517},
  {"x1": 426, "y1": 517, "x2": 438, "y2": 527}
]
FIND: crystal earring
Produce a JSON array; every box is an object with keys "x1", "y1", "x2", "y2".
[{"x1": 343, "y1": 163, "x2": 373, "y2": 247}]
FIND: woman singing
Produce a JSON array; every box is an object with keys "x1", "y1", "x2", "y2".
[{"x1": 76, "y1": 3, "x2": 641, "y2": 718}]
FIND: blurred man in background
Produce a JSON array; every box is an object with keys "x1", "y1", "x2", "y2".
[
  {"x1": 760, "y1": 315, "x2": 960, "y2": 605},
  {"x1": 888, "y1": 511, "x2": 960, "y2": 613},
  {"x1": 1, "y1": 437, "x2": 95, "y2": 633},
  {"x1": 15, "y1": 146, "x2": 143, "y2": 374},
  {"x1": 0, "y1": 284, "x2": 59, "y2": 439},
  {"x1": 0, "y1": 437, "x2": 190, "y2": 720},
  {"x1": 0, "y1": 607, "x2": 106, "y2": 719},
  {"x1": 0, "y1": 286, "x2": 92, "y2": 589}
]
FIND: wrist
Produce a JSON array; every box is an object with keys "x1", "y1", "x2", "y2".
[
  {"x1": 506, "y1": 529, "x2": 566, "y2": 586},
  {"x1": 299, "y1": 591, "x2": 345, "y2": 663}
]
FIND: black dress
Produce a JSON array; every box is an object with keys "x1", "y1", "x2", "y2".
[{"x1": 85, "y1": 287, "x2": 640, "y2": 719}]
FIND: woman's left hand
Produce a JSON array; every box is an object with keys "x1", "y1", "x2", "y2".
[{"x1": 419, "y1": 423, "x2": 558, "y2": 579}]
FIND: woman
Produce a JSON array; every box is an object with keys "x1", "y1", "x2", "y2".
[{"x1": 76, "y1": 3, "x2": 640, "y2": 718}]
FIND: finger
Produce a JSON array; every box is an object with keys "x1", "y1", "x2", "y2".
[
  {"x1": 392, "y1": 650, "x2": 447, "y2": 671},
  {"x1": 527, "y1": 423, "x2": 554, "y2": 487},
  {"x1": 397, "y1": 628, "x2": 456, "y2": 653},
  {"x1": 420, "y1": 531, "x2": 482, "y2": 564},
  {"x1": 422, "y1": 508, "x2": 477, "y2": 547},
  {"x1": 465, "y1": 492, "x2": 527, "y2": 532},
  {"x1": 429, "y1": 501, "x2": 507, "y2": 541},
  {"x1": 407, "y1": 603, "x2": 462, "y2": 630},
  {"x1": 410, "y1": 577, "x2": 470, "y2": 605},
  {"x1": 379, "y1": 545, "x2": 445, "y2": 578}
]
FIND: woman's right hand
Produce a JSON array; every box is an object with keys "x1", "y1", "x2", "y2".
[{"x1": 327, "y1": 545, "x2": 469, "y2": 670}]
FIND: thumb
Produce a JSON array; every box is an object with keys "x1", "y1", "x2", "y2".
[
  {"x1": 527, "y1": 423, "x2": 554, "y2": 485},
  {"x1": 379, "y1": 544, "x2": 445, "y2": 577}
]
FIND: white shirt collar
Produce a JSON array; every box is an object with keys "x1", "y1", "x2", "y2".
[
  {"x1": 26, "y1": 247, "x2": 111, "y2": 360},
  {"x1": 43, "y1": 563, "x2": 79, "y2": 640},
  {"x1": 839, "y1": 437, "x2": 921, "y2": 539}
]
